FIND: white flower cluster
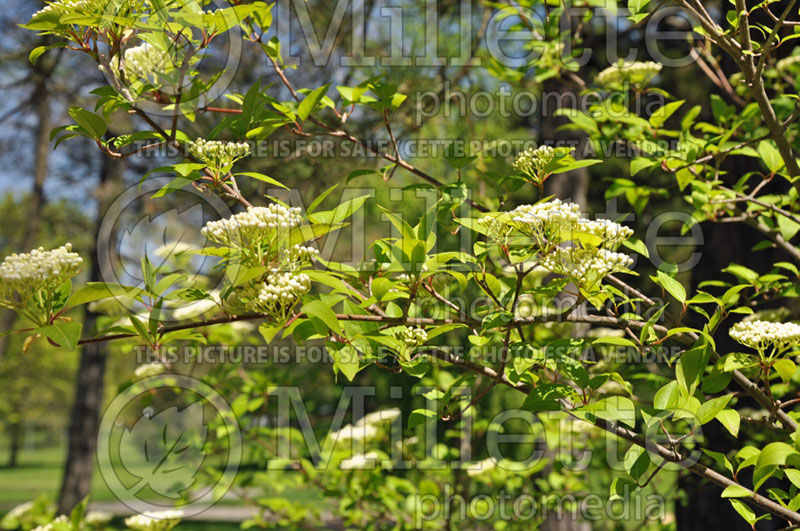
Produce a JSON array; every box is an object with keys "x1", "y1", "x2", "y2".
[
  {"x1": 743, "y1": 307, "x2": 790, "y2": 323},
  {"x1": 224, "y1": 272, "x2": 311, "y2": 320},
  {"x1": 778, "y1": 55, "x2": 800, "y2": 73},
  {"x1": 479, "y1": 199, "x2": 581, "y2": 248},
  {"x1": 596, "y1": 61, "x2": 662, "y2": 88},
  {"x1": 84, "y1": 511, "x2": 114, "y2": 525},
  {"x1": 281, "y1": 244, "x2": 319, "y2": 266},
  {"x1": 330, "y1": 423, "x2": 378, "y2": 442},
  {"x1": 134, "y1": 362, "x2": 166, "y2": 379},
  {"x1": 729, "y1": 320, "x2": 800, "y2": 354},
  {"x1": 394, "y1": 326, "x2": 428, "y2": 347},
  {"x1": 121, "y1": 42, "x2": 174, "y2": 85},
  {"x1": 466, "y1": 456, "x2": 497, "y2": 477},
  {"x1": 513, "y1": 145, "x2": 556, "y2": 182},
  {"x1": 31, "y1": 515, "x2": 68, "y2": 531},
  {"x1": 203, "y1": 206, "x2": 317, "y2": 320},
  {"x1": 575, "y1": 218, "x2": 634, "y2": 248},
  {"x1": 32, "y1": 0, "x2": 116, "y2": 18},
  {"x1": 330, "y1": 408, "x2": 400, "y2": 449},
  {"x1": 542, "y1": 247, "x2": 633, "y2": 290},
  {"x1": 202, "y1": 205, "x2": 303, "y2": 248},
  {"x1": 5, "y1": 502, "x2": 33, "y2": 520},
  {"x1": 256, "y1": 272, "x2": 311, "y2": 307},
  {"x1": 124, "y1": 510, "x2": 184, "y2": 531},
  {"x1": 1, "y1": 244, "x2": 83, "y2": 302},
  {"x1": 340, "y1": 451, "x2": 381, "y2": 470},
  {"x1": 188, "y1": 138, "x2": 251, "y2": 171},
  {"x1": 479, "y1": 199, "x2": 634, "y2": 289},
  {"x1": 358, "y1": 408, "x2": 401, "y2": 426}
]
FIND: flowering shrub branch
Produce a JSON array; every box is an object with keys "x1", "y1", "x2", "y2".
[{"x1": 12, "y1": 0, "x2": 800, "y2": 527}]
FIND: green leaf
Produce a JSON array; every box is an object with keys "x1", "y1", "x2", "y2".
[
  {"x1": 721, "y1": 485, "x2": 752, "y2": 498},
  {"x1": 521, "y1": 384, "x2": 573, "y2": 412},
  {"x1": 716, "y1": 409, "x2": 740, "y2": 437},
  {"x1": 785, "y1": 469, "x2": 800, "y2": 489},
  {"x1": 29, "y1": 44, "x2": 61, "y2": 64},
  {"x1": 302, "y1": 300, "x2": 341, "y2": 335},
  {"x1": 235, "y1": 172, "x2": 287, "y2": 189},
  {"x1": 549, "y1": 159, "x2": 603, "y2": 176},
  {"x1": 70, "y1": 497, "x2": 89, "y2": 529},
  {"x1": 654, "y1": 381, "x2": 680, "y2": 410},
  {"x1": 621, "y1": 237, "x2": 649, "y2": 258},
  {"x1": 297, "y1": 83, "x2": 331, "y2": 121},
  {"x1": 774, "y1": 359, "x2": 796, "y2": 383},
  {"x1": 696, "y1": 395, "x2": 732, "y2": 424},
  {"x1": 259, "y1": 323, "x2": 281, "y2": 343},
  {"x1": 630, "y1": 157, "x2": 658, "y2": 176},
  {"x1": 676, "y1": 346, "x2": 707, "y2": 395},
  {"x1": 651, "y1": 270, "x2": 686, "y2": 304},
  {"x1": 627, "y1": 0, "x2": 650, "y2": 14},
  {"x1": 36, "y1": 321, "x2": 82, "y2": 351},
  {"x1": 649, "y1": 100, "x2": 684, "y2": 128},
  {"x1": 624, "y1": 445, "x2": 650, "y2": 481},
  {"x1": 758, "y1": 140, "x2": 784, "y2": 173},
  {"x1": 307, "y1": 183, "x2": 339, "y2": 214},
  {"x1": 718, "y1": 352, "x2": 758, "y2": 372},
  {"x1": 703, "y1": 449, "x2": 734, "y2": 477},
  {"x1": 328, "y1": 341, "x2": 360, "y2": 381},
  {"x1": 69, "y1": 282, "x2": 145, "y2": 306},
  {"x1": 68, "y1": 106, "x2": 107, "y2": 139},
  {"x1": 408, "y1": 408, "x2": 437, "y2": 429},
  {"x1": 309, "y1": 194, "x2": 370, "y2": 225},
  {"x1": 591, "y1": 396, "x2": 636, "y2": 428},
  {"x1": 592, "y1": 336, "x2": 637, "y2": 348},
  {"x1": 729, "y1": 499, "x2": 756, "y2": 525},
  {"x1": 756, "y1": 442, "x2": 799, "y2": 471},
  {"x1": 609, "y1": 477, "x2": 637, "y2": 500}
]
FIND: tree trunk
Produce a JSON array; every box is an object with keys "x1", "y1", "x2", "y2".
[
  {"x1": 6, "y1": 420, "x2": 22, "y2": 469},
  {"x1": 57, "y1": 151, "x2": 126, "y2": 514}
]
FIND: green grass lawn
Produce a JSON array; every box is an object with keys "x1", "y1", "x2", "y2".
[
  {"x1": 0, "y1": 445, "x2": 253, "y2": 507},
  {"x1": 0, "y1": 447, "x2": 247, "y2": 530},
  {"x1": 0, "y1": 445, "x2": 118, "y2": 507},
  {"x1": 0, "y1": 445, "x2": 324, "y2": 530}
]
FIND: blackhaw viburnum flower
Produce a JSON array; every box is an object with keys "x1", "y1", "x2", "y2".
[
  {"x1": 0, "y1": 244, "x2": 83, "y2": 319},
  {"x1": 118, "y1": 42, "x2": 177, "y2": 86},
  {"x1": 595, "y1": 60, "x2": 662, "y2": 89},
  {"x1": 188, "y1": 138, "x2": 251, "y2": 174},
  {"x1": 512, "y1": 145, "x2": 574, "y2": 187},
  {"x1": 202, "y1": 204, "x2": 303, "y2": 254},
  {"x1": 124, "y1": 510, "x2": 184, "y2": 531},
  {"x1": 729, "y1": 320, "x2": 800, "y2": 358},
  {"x1": 479, "y1": 199, "x2": 634, "y2": 291},
  {"x1": 33, "y1": 0, "x2": 124, "y2": 18},
  {"x1": 777, "y1": 55, "x2": 800, "y2": 74},
  {"x1": 202, "y1": 206, "x2": 318, "y2": 321},
  {"x1": 133, "y1": 362, "x2": 166, "y2": 379},
  {"x1": 394, "y1": 326, "x2": 428, "y2": 347}
]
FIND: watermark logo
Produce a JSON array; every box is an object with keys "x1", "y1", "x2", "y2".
[
  {"x1": 97, "y1": 374, "x2": 242, "y2": 518},
  {"x1": 97, "y1": 176, "x2": 232, "y2": 322}
]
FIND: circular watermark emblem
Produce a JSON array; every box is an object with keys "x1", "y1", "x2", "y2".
[
  {"x1": 98, "y1": 0, "x2": 244, "y2": 117},
  {"x1": 97, "y1": 374, "x2": 242, "y2": 518},
  {"x1": 96, "y1": 176, "x2": 232, "y2": 322}
]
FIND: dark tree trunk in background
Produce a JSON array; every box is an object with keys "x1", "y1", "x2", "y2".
[
  {"x1": 539, "y1": 75, "x2": 591, "y2": 531},
  {"x1": 6, "y1": 420, "x2": 22, "y2": 468},
  {"x1": 57, "y1": 151, "x2": 125, "y2": 514}
]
